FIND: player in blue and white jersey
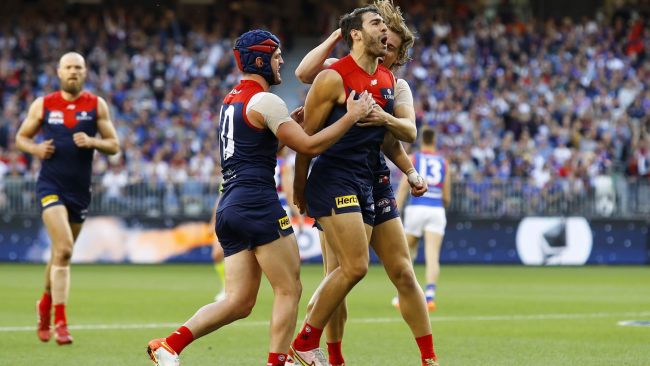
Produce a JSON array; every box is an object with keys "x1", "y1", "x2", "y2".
[{"x1": 397, "y1": 127, "x2": 451, "y2": 311}]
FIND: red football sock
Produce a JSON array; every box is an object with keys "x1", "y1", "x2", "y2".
[
  {"x1": 39, "y1": 292, "x2": 52, "y2": 312},
  {"x1": 327, "y1": 341, "x2": 345, "y2": 365},
  {"x1": 415, "y1": 334, "x2": 437, "y2": 361},
  {"x1": 165, "y1": 326, "x2": 194, "y2": 355},
  {"x1": 267, "y1": 352, "x2": 288, "y2": 366},
  {"x1": 54, "y1": 304, "x2": 67, "y2": 325},
  {"x1": 292, "y1": 323, "x2": 323, "y2": 351}
]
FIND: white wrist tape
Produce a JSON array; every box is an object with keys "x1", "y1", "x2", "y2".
[{"x1": 406, "y1": 169, "x2": 424, "y2": 186}]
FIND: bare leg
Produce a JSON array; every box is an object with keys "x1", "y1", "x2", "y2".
[
  {"x1": 424, "y1": 231, "x2": 444, "y2": 286},
  {"x1": 406, "y1": 234, "x2": 420, "y2": 262},
  {"x1": 42, "y1": 206, "x2": 76, "y2": 306},
  {"x1": 255, "y1": 235, "x2": 302, "y2": 353},
  {"x1": 307, "y1": 231, "x2": 347, "y2": 343},
  {"x1": 184, "y1": 250, "x2": 262, "y2": 338},
  {"x1": 371, "y1": 218, "x2": 431, "y2": 337},
  {"x1": 304, "y1": 212, "x2": 371, "y2": 329}
]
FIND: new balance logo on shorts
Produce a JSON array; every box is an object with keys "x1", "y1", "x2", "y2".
[
  {"x1": 278, "y1": 216, "x2": 291, "y2": 230},
  {"x1": 41, "y1": 194, "x2": 59, "y2": 207},
  {"x1": 335, "y1": 195, "x2": 359, "y2": 208}
]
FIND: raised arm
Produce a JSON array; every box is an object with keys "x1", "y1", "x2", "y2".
[
  {"x1": 357, "y1": 78, "x2": 416, "y2": 143},
  {"x1": 381, "y1": 133, "x2": 426, "y2": 197},
  {"x1": 15, "y1": 97, "x2": 55, "y2": 160},
  {"x1": 72, "y1": 97, "x2": 120, "y2": 155},
  {"x1": 295, "y1": 28, "x2": 342, "y2": 84}
]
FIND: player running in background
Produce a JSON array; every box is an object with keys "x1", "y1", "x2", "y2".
[
  {"x1": 397, "y1": 127, "x2": 451, "y2": 311},
  {"x1": 291, "y1": 2, "x2": 438, "y2": 365},
  {"x1": 145, "y1": 29, "x2": 373, "y2": 366},
  {"x1": 15, "y1": 52, "x2": 120, "y2": 345}
]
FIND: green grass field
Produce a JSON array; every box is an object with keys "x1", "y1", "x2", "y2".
[{"x1": 1, "y1": 264, "x2": 649, "y2": 365}]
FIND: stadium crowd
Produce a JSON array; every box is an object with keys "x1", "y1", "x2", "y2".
[{"x1": 0, "y1": 1, "x2": 648, "y2": 216}]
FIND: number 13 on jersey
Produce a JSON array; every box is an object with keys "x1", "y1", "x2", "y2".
[{"x1": 417, "y1": 155, "x2": 445, "y2": 187}]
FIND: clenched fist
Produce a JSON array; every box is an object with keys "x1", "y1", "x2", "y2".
[
  {"x1": 73, "y1": 132, "x2": 95, "y2": 149},
  {"x1": 34, "y1": 139, "x2": 55, "y2": 159}
]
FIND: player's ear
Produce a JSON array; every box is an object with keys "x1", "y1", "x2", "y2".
[
  {"x1": 255, "y1": 56, "x2": 264, "y2": 68},
  {"x1": 350, "y1": 29, "x2": 361, "y2": 42}
]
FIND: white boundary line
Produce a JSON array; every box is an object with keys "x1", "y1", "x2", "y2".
[
  {"x1": 2, "y1": 311, "x2": 649, "y2": 332},
  {"x1": 618, "y1": 320, "x2": 650, "y2": 327}
]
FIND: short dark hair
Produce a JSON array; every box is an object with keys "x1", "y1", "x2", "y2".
[
  {"x1": 421, "y1": 127, "x2": 436, "y2": 145},
  {"x1": 339, "y1": 5, "x2": 380, "y2": 48}
]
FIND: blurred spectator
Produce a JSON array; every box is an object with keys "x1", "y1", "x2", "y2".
[{"x1": 1, "y1": 1, "x2": 649, "y2": 217}]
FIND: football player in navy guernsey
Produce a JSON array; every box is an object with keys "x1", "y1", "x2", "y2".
[
  {"x1": 291, "y1": 1, "x2": 438, "y2": 365},
  {"x1": 15, "y1": 52, "x2": 120, "y2": 346},
  {"x1": 290, "y1": 5, "x2": 437, "y2": 366},
  {"x1": 146, "y1": 29, "x2": 373, "y2": 366}
]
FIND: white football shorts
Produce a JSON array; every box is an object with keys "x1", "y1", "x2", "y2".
[{"x1": 403, "y1": 205, "x2": 446, "y2": 237}]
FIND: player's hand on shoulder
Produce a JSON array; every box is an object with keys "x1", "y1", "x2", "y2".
[
  {"x1": 357, "y1": 104, "x2": 388, "y2": 127},
  {"x1": 35, "y1": 139, "x2": 55, "y2": 159},
  {"x1": 346, "y1": 90, "x2": 374, "y2": 121},
  {"x1": 73, "y1": 132, "x2": 95, "y2": 149}
]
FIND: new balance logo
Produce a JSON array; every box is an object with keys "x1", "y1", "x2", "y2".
[{"x1": 335, "y1": 195, "x2": 358, "y2": 208}]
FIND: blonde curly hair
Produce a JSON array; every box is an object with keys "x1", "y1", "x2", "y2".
[{"x1": 373, "y1": 0, "x2": 416, "y2": 68}]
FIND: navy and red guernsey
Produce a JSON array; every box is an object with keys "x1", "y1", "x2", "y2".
[
  {"x1": 39, "y1": 91, "x2": 98, "y2": 194},
  {"x1": 313, "y1": 55, "x2": 395, "y2": 183},
  {"x1": 218, "y1": 80, "x2": 279, "y2": 204},
  {"x1": 305, "y1": 55, "x2": 395, "y2": 223},
  {"x1": 215, "y1": 79, "x2": 294, "y2": 256}
]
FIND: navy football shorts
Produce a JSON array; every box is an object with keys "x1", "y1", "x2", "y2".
[
  {"x1": 305, "y1": 173, "x2": 375, "y2": 227},
  {"x1": 373, "y1": 175, "x2": 400, "y2": 226},
  {"x1": 216, "y1": 199, "x2": 294, "y2": 257},
  {"x1": 37, "y1": 180, "x2": 90, "y2": 223}
]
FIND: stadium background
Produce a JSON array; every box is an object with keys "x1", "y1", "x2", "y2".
[
  {"x1": 0, "y1": 1, "x2": 649, "y2": 365},
  {"x1": 1, "y1": 0, "x2": 648, "y2": 265}
]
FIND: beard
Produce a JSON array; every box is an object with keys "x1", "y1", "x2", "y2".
[
  {"x1": 61, "y1": 79, "x2": 83, "y2": 95},
  {"x1": 361, "y1": 31, "x2": 387, "y2": 58}
]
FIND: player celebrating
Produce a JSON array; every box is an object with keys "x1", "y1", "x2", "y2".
[
  {"x1": 290, "y1": 6, "x2": 437, "y2": 366},
  {"x1": 15, "y1": 52, "x2": 120, "y2": 345},
  {"x1": 291, "y1": 2, "x2": 438, "y2": 365},
  {"x1": 397, "y1": 127, "x2": 451, "y2": 311},
  {"x1": 145, "y1": 29, "x2": 373, "y2": 366}
]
